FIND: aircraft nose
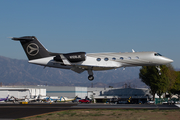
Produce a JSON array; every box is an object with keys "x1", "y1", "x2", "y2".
[
  {"x1": 168, "y1": 58, "x2": 173, "y2": 63},
  {"x1": 154, "y1": 56, "x2": 174, "y2": 65},
  {"x1": 163, "y1": 57, "x2": 173, "y2": 64}
]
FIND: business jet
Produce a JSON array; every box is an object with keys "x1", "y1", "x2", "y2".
[{"x1": 12, "y1": 36, "x2": 173, "y2": 81}]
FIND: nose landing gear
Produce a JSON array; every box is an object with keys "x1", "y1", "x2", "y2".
[{"x1": 156, "y1": 66, "x2": 161, "y2": 75}]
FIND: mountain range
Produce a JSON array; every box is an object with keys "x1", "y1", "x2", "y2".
[{"x1": 0, "y1": 56, "x2": 147, "y2": 88}]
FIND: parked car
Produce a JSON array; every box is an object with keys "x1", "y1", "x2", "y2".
[{"x1": 79, "y1": 99, "x2": 90, "y2": 103}]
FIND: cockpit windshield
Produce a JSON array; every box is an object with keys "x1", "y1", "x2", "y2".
[{"x1": 154, "y1": 53, "x2": 162, "y2": 56}]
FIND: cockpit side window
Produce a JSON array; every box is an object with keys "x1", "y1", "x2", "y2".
[{"x1": 154, "y1": 53, "x2": 162, "y2": 56}]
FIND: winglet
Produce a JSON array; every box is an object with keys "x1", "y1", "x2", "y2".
[{"x1": 60, "y1": 54, "x2": 71, "y2": 65}]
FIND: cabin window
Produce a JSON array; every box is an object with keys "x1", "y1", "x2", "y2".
[
  {"x1": 135, "y1": 56, "x2": 139, "y2": 59},
  {"x1": 104, "y1": 57, "x2": 109, "y2": 61},
  {"x1": 120, "y1": 57, "x2": 124, "y2": 60},
  {"x1": 128, "y1": 57, "x2": 131, "y2": 59},
  {"x1": 112, "y1": 57, "x2": 116, "y2": 60},
  {"x1": 97, "y1": 58, "x2": 101, "y2": 61}
]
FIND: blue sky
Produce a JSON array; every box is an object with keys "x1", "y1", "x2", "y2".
[{"x1": 0, "y1": 0, "x2": 180, "y2": 68}]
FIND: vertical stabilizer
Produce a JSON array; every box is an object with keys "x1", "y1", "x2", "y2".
[{"x1": 12, "y1": 36, "x2": 50, "y2": 60}]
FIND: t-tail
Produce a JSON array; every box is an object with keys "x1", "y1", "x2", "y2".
[{"x1": 12, "y1": 36, "x2": 50, "y2": 60}]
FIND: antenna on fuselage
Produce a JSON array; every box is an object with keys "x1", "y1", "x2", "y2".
[{"x1": 132, "y1": 49, "x2": 135, "y2": 53}]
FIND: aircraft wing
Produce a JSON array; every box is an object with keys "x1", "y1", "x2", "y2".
[
  {"x1": 59, "y1": 54, "x2": 85, "y2": 73},
  {"x1": 70, "y1": 66, "x2": 85, "y2": 73}
]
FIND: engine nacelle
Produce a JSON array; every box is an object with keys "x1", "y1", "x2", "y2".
[{"x1": 54, "y1": 52, "x2": 86, "y2": 63}]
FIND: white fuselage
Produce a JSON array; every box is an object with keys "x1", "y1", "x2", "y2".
[
  {"x1": 29, "y1": 51, "x2": 173, "y2": 71},
  {"x1": 12, "y1": 36, "x2": 174, "y2": 81}
]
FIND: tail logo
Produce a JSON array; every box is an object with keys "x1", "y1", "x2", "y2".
[{"x1": 26, "y1": 43, "x2": 39, "y2": 56}]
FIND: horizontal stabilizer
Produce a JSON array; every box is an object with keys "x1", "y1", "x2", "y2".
[{"x1": 12, "y1": 36, "x2": 36, "y2": 41}]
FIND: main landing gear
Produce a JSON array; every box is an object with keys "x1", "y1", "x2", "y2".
[
  {"x1": 88, "y1": 75, "x2": 94, "y2": 81},
  {"x1": 87, "y1": 68, "x2": 94, "y2": 81}
]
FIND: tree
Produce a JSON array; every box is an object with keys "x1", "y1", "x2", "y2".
[
  {"x1": 139, "y1": 65, "x2": 176, "y2": 100},
  {"x1": 139, "y1": 66, "x2": 160, "y2": 100},
  {"x1": 170, "y1": 71, "x2": 180, "y2": 99},
  {"x1": 163, "y1": 64, "x2": 177, "y2": 93}
]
